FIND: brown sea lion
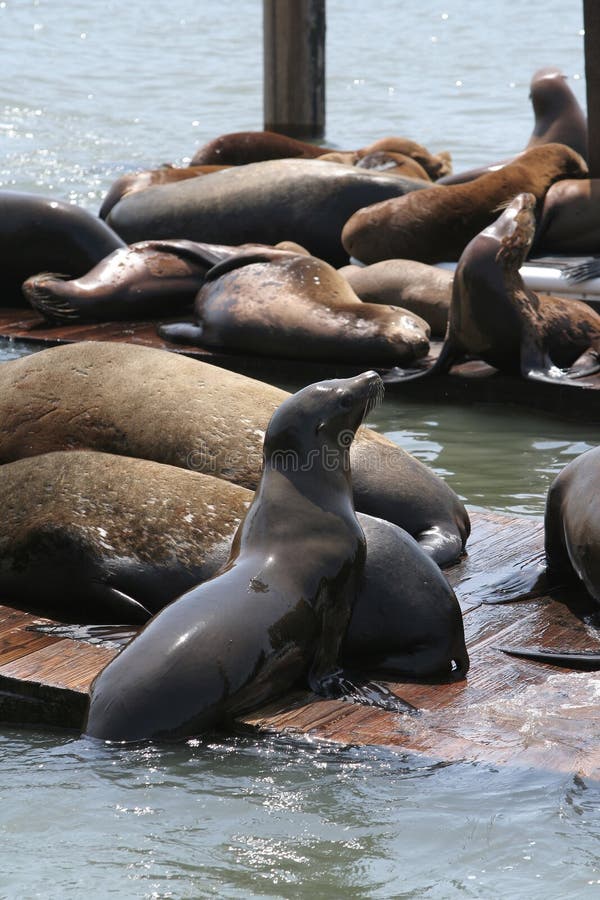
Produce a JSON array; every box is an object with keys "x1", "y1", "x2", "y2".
[
  {"x1": 83, "y1": 373, "x2": 406, "y2": 742},
  {"x1": 0, "y1": 342, "x2": 470, "y2": 565},
  {"x1": 385, "y1": 193, "x2": 600, "y2": 383},
  {"x1": 158, "y1": 247, "x2": 431, "y2": 366},
  {"x1": 190, "y1": 130, "x2": 329, "y2": 165},
  {"x1": 339, "y1": 260, "x2": 452, "y2": 337},
  {"x1": 438, "y1": 66, "x2": 588, "y2": 186},
  {"x1": 0, "y1": 450, "x2": 469, "y2": 680},
  {"x1": 342, "y1": 143, "x2": 588, "y2": 265},
  {"x1": 0, "y1": 190, "x2": 126, "y2": 305},
  {"x1": 106, "y1": 158, "x2": 431, "y2": 267},
  {"x1": 319, "y1": 150, "x2": 431, "y2": 181},
  {"x1": 356, "y1": 137, "x2": 452, "y2": 180},
  {"x1": 533, "y1": 179, "x2": 600, "y2": 255},
  {"x1": 22, "y1": 239, "x2": 278, "y2": 323},
  {"x1": 99, "y1": 164, "x2": 229, "y2": 220}
]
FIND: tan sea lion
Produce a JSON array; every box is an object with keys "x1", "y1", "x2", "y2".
[
  {"x1": 385, "y1": 193, "x2": 600, "y2": 383},
  {"x1": 158, "y1": 247, "x2": 431, "y2": 366},
  {"x1": 0, "y1": 342, "x2": 470, "y2": 564},
  {"x1": 342, "y1": 143, "x2": 588, "y2": 265},
  {"x1": 339, "y1": 260, "x2": 452, "y2": 337}
]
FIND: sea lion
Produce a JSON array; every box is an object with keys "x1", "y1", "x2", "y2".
[
  {"x1": 0, "y1": 450, "x2": 251, "y2": 624},
  {"x1": 0, "y1": 450, "x2": 469, "y2": 680},
  {"x1": 99, "y1": 164, "x2": 229, "y2": 220},
  {"x1": 84, "y1": 372, "x2": 390, "y2": 742},
  {"x1": 106, "y1": 158, "x2": 431, "y2": 267},
  {"x1": 545, "y1": 446, "x2": 600, "y2": 603},
  {"x1": 0, "y1": 190, "x2": 126, "y2": 305},
  {"x1": 533, "y1": 179, "x2": 600, "y2": 255},
  {"x1": 158, "y1": 247, "x2": 431, "y2": 366},
  {"x1": 438, "y1": 67, "x2": 588, "y2": 186},
  {"x1": 190, "y1": 130, "x2": 329, "y2": 165},
  {"x1": 339, "y1": 260, "x2": 452, "y2": 337},
  {"x1": 385, "y1": 193, "x2": 600, "y2": 382},
  {"x1": 0, "y1": 342, "x2": 470, "y2": 565},
  {"x1": 22, "y1": 239, "x2": 272, "y2": 323},
  {"x1": 355, "y1": 137, "x2": 452, "y2": 181},
  {"x1": 355, "y1": 151, "x2": 432, "y2": 181},
  {"x1": 342, "y1": 144, "x2": 588, "y2": 266}
]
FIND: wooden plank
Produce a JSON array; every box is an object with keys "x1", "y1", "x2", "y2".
[
  {"x1": 263, "y1": 0, "x2": 326, "y2": 138},
  {"x1": 0, "y1": 509, "x2": 597, "y2": 775}
]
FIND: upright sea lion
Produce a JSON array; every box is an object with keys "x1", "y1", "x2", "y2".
[
  {"x1": 84, "y1": 372, "x2": 389, "y2": 742},
  {"x1": 0, "y1": 342, "x2": 470, "y2": 565},
  {"x1": 342, "y1": 143, "x2": 588, "y2": 265},
  {"x1": 545, "y1": 446, "x2": 600, "y2": 603},
  {"x1": 0, "y1": 190, "x2": 126, "y2": 305},
  {"x1": 158, "y1": 247, "x2": 431, "y2": 366},
  {"x1": 106, "y1": 158, "x2": 431, "y2": 267},
  {"x1": 438, "y1": 67, "x2": 588, "y2": 185},
  {"x1": 385, "y1": 193, "x2": 600, "y2": 382},
  {"x1": 533, "y1": 179, "x2": 600, "y2": 255},
  {"x1": 339, "y1": 260, "x2": 452, "y2": 337},
  {"x1": 22, "y1": 239, "x2": 272, "y2": 323},
  {"x1": 99, "y1": 164, "x2": 229, "y2": 220},
  {"x1": 0, "y1": 450, "x2": 469, "y2": 680}
]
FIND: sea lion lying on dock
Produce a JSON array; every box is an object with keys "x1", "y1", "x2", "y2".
[
  {"x1": 83, "y1": 372, "x2": 410, "y2": 742},
  {"x1": 158, "y1": 247, "x2": 432, "y2": 366},
  {"x1": 342, "y1": 143, "x2": 588, "y2": 265},
  {"x1": 0, "y1": 450, "x2": 468, "y2": 681},
  {"x1": 339, "y1": 259, "x2": 452, "y2": 337},
  {"x1": 532, "y1": 178, "x2": 600, "y2": 255},
  {"x1": 98, "y1": 164, "x2": 229, "y2": 220},
  {"x1": 105, "y1": 158, "x2": 431, "y2": 267},
  {"x1": 384, "y1": 193, "x2": 600, "y2": 383},
  {"x1": 0, "y1": 342, "x2": 470, "y2": 565},
  {"x1": 0, "y1": 190, "x2": 125, "y2": 305}
]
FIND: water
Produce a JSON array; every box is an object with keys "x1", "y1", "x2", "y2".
[{"x1": 1, "y1": 2, "x2": 599, "y2": 897}]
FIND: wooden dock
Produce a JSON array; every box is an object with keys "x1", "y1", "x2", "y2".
[
  {"x1": 0, "y1": 509, "x2": 598, "y2": 776},
  {"x1": 1, "y1": 308, "x2": 599, "y2": 420}
]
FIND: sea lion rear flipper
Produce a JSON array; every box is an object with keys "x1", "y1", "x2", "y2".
[
  {"x1": 312, "y1": 669, "x2": 418, "y2": 714},
  {"x1": 158, "y1": 322, "x2": 205, "y2": 345},
  {"x1": 496, "y1": 646, "x2": 600, "y2": 670}
]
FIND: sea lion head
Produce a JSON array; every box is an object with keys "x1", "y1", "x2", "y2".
[
  {"x1": 264, "y1": 371, "x2": 384, "y2": 474},
  {"x1": 482, "y1": 193, "x2": 537, "y2": 269}
]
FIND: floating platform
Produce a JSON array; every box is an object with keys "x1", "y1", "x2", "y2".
[
  {"x1": 0, "y1": 308, "x2": 599, "y2": 421},
  {"x1": 0, "y1": 509, "x2": 598, "y2": 777}
]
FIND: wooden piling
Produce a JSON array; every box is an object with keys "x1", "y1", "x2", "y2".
[
  {"x1": 584, "y1": 0, "x2": 600, "y2": 175},
  {"x1": 263, "y1": 0, "x2": 325, "y2": 139}
]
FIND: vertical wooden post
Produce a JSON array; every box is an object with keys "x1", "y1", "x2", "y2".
[
  {"x1": 263, "y1": 0, "x2": 326, "y2": 139},
  {"x1": 584, "y1": 0, "x2": 600, "y2": 175}
]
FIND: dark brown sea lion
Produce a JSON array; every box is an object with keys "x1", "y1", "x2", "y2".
[
  {"x1": 0, "y1": 450, "x2": 469, "y2": 680},
  {"x1": 533, "y1": 179, "x2": 600, "y2": 255},
  {"x1": 99, "y1": 164, "x2": 229, "y2": 220},
  {"x1": 438, "y1": 67, "x2": 588, "y2": 186},
  {"x1": 339, "y1": 260, "x2": 452, "y2": 337},
  {"x1": 83, "y1": 372, "x2": 396, "y2": 742},
  {"x1": 545, "y1": 446, "x2": 600, "y2": 603},
  {"x1": 190, "y1": 130, "x2": 329, "y2": 165},
  {"x1": 0, "y1": 342, "x2": 470, "y2": 565},
  {"x1": 22, "y1": 239, "x2": 272, "y2": 323},
  {"x1": 342, "y1": 143, "x2": 588, "y2": 265},
  {"x1": 385, "y1": 193, "x2": 600, "y2": 382},
  {"x1": 106, "y1": 158, "x2": 431, "y2": 267},
  {"x1": 158, "y1": 247, "x2": 431, "y2": 366},
  {"x1": 0, "y1": 190, "x2": 126, "y2": 305}
]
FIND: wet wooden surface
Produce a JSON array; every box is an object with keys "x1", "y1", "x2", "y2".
[
  {"x1": 0, "y1": 508, "x2": 598, "y2": 776},
  {"x1": 1, "y1": 307, "x2": 600, "y2": 418}
]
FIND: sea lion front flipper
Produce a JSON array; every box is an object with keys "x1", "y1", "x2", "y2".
[
  {"x1": 413, "y1": 523, "x2": 466, "y2": 568},
  {"x1": 383, "y1": 336, "x2": 460, "y2": 384},
  {"x1": 313, "y1": 669, "x2": 418, "y2": 714},
  {"x1": 565, "y1": 349, "x2": 600, "y2": 379},
  {"x1": 88, "y1": 582, "x2": 153, "y2": 624},
  {"x1": 158, "y1": 322, "x2": 205, "y2": 345}
]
